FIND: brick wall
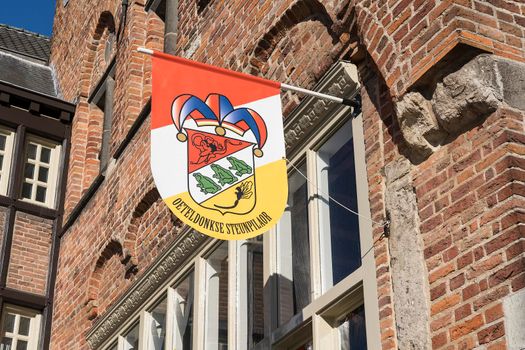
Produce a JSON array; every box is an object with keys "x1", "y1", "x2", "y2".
[
  {"x1": 49, "y1": 0, "x2": 524, "y2": 349},
  {"x1": 6, "y1": 212, "x2": 53, "y2": 295},
  {"x1": 416, "y1": 108, "x2": 524, "y2": 349},
  {"x1": 353, "y1": 0, "x2": 525, "y2": 96}
]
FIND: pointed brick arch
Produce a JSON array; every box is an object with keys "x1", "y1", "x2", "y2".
[
  {"x1": 248, "y1": 0, "x2": 339, "y2": 76},
  {"x1": 123, "y1": 187, "x2": 161, "y2": 269},
  {"x1": 86, "y1": 238, "x2": 131, "y2": 320},
  {"x1": 79, "y1": 11, "x2": 116, "y2": 97}
]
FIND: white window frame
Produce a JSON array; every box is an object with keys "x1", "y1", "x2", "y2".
[
  {"x1": 0, "y1": 304, "x2": 42, "y2": 350},
  {"x1": 0, "y1": 126, "x2": 15, "y2": 196},
  {"x1": 20, "y1": 135, "x2": 62, "y2": 208},
  {"x1": 266, "y1": 107, "x2": 381, "y2": 348}
]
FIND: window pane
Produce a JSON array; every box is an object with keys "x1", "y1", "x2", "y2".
[
  {"x1": 0, "y1": 337, "x2": 12, "y2": 348},
  {"x1": 149, "y1": 299, "x2": 167, "y2": 350},
  {"x1": 0, "y1": 155, "x2": 4, "y2": 170},
  {"x1": 247, "y1": 238, "x2": 264, "y2": 348},
  {"x1": 123, "y1": 323, "x2": 139, "y2": 350},
  {"x1": 16, "y1": 340, "x2": 27, "y2": 350},
  {"x1": 339, "y1": 304, "x2": 367, "y2": 350},
  {"x1": 24, "y1": 164, "x2": 34, "y2": 179},
  {"x1": 27, "y1": 144, "x2": 37, "y2": 160},
  {"x1": 35, "y1": 186, "x2": 47, "y2": 203},
  {"x1": 40, "y1": 148, "x2": 51, "y2": 163},
  {"x1": 277, "y1": 167, "x2": 311, "y2": 326},
  {"x1": 0, "y1": 135, "x2": 6, "y2": 150},
  {"x1": 38, "y1": 167, "x2": 49, "y2": 183},
  {"x1": 4, "y1": 314, "x2": 15, "y2": 333},
  {"x1": 173, "y1": 272, "x2": 194, "y2": 350},
  {"x1": 205, "y1": 242, "x2": 228, "y2": 350},
  {"x1": 21, "y1": 183, "x2": 32, "y2": 199},
  {"x1": 18, "y1": 317, "x2": 30, "y2": 336},
  {"x1": 317, "y1": 120, "x2": 361, "y2": 290}
]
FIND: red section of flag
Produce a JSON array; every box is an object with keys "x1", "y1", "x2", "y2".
[
  {"x1": 187, "y1": 129, "x2": 253, "y2": 173},
  {"x1": 151, "y1": 51, "x2": 281, "y2": 130}
]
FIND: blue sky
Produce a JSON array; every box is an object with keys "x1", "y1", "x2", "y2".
[{"x1": 0, "y1": 1, "x2": 56, "y2": 36}]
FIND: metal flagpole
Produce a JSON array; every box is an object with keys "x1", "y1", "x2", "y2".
[
  {"x1": 280, "y1": 83, "x2": 359, "y2": 108},
  {"x1": 137, "y1": 47, "x2": 360, "y2": 108}
]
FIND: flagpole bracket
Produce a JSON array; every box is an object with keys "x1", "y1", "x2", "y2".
[{"x1": 347, "y1": 93, "x2": 361, "y2": 118}]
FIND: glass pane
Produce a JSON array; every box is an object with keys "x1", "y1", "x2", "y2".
[
  {"x1": 18, "y1": 317, "x2": 30, "y2": 336},
  {"x1": 277, "y1": 167, "x2": 311, "y2": 326},
  {"x1": 123, "y1": 323, "x2": 139, "y2": 350},
  {"x1": 173, "y1": 272, "x2": 194, "y2": 350},
  {"x1": 0, "y1": 135, "x2": 6, "y2": 150},
  {"x1": 4, "y1": 314, "x2": 15, "y2": 333},
  {"x1": 149, "y1": 299, "x2": 167, "y2": 350},
  {"x1": 40, "y1": 147, "x2": 51, "y2": 163},
  {"x1": 205, "y1": 242, "x2": 228, "y2": 350},
  {"x1": 248, "y1": 239, "x2": 264, "y2": 348},
  {"x1": 317, "y1": 121, "x2": 361, "y2": 290},
  {"x1": 0, "y1": 155, "x2": 4, "y2": 170},
  {"x1": 27, "y1": 144, "x2": 37, "y2": 160},
  {"x1": 16, "y1": 340, "x2": 27, "y2": 350},
  {"x1": 0, "y1": 337, "x2": 13, "y2": 349},
  {"x1": 24, "y1": 163, "x2": 34, "y2": 179},
  {"x1": 21, "y1": 182, "x2": 32, "y2": 199},
  {"x1": 38, "y1": 167, "x2": 49, "y2": 183},
  {"x1": 36, "y1": 186, "x2": 47, "y2": 203},
  {"x1": 339, "y1": 305, "x2": 367, "y2": 350}
]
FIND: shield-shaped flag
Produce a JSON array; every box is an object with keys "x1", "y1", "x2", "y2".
[{"x1": 150, "y1": 52, "x2": 287, "y2": 240}]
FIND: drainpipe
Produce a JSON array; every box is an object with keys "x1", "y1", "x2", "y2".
[
  {"x1": 164, "y1": 0, "x2": 179, "y2": 54},
  {"x1": 117, "y1": 0, "x2": 129, "y2": 42},
  {"x1": 100, "y1": 76, "x2": 115, "y2": 173}
]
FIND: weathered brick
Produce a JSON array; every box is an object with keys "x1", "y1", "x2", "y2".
[
  {"x1": 477, "y1": 322, "x2": 505, "y2": 344},
  {"x1": 450, "y1": 314, "x2": 484, "y2": 341}
]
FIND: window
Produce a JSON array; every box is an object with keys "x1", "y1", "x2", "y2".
[
  {"x1": 204, "y1": 242, "x2": 228, "y2": 350},
  {"x1": 0, "y1": 304, "x2": 42, "y2": 350},
  {"x1": 0, "y1": 127, "x2": 15, "y2": 195},
  {"x1": 147, "y1": 299, "x2": 167, "y2": 350},
  {"x1": 20, "y1": 136, "x2": 61, "y2": 208},
  {"x1": 171, "y1": 271, "x2": 194, "y2": 350},
  {"x1": 271, "y1": 80, "x2": 381, "y2": 348},
  {"x1": 337, "y1": 304, "x2": 367, "y2": 350},
  {"x1": 122, "y1": 323, "x2": 139, "y2": 350},
  {"x1": 316, "y1": 120, "x2": 361, "y2": 290},
  {"x1": 277, "y1": 165, "x2": 311, "y2": 326}
]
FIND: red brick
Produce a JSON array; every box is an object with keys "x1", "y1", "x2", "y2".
[
  {"x1": 484, "y1": 303, "x2": 503, "y2": 323},
  {"x1": 455, "y1": 303, "x2": 472, "y2": 321},
  {"x1": 477, "y1": 322, "x2": 505, "y2": 344},
  {"x1": 432, "y1": 293, "x2": 461, "y2": 315},
  {"x1": 450, "y1": 314, "x2": 484, "y2": 341},
  {"x1": 450, "y1": 273, "x2": 466, "y2": 290},
  {"x1": 462, "y1": 283, "x2": 481, "y2": 301},
  {"x1": 432, "y1": 331, "x2": 448, "y2": 348}
]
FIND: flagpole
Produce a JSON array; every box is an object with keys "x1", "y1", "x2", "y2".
[
  {"x1": 137, "y1": 47, "x2": 360, "y2": 108},
  {"x1": 280, "y1": 83, "x2": 359, "y2": 108}
]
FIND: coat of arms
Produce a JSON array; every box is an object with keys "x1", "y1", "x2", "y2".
[{"x1": 150, "y1": 53, "x2": 287, "y2": 239}]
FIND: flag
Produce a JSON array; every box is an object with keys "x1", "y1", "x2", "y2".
[{"x1": 150, "y1": 51, "x2": 288, "y2": 240}]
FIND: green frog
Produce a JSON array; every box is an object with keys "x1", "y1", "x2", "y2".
[
  {"x1": 211, "y1": 164, "x2": 238, "y2": 186},
  {"x1": 193, "y1": 173, "x2": 221, "y2": 194},
  {"x1": 227, "y1": 156, "x2": 252, "y2": 176}
]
